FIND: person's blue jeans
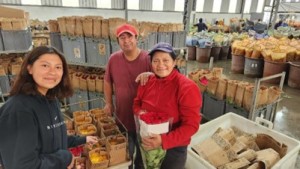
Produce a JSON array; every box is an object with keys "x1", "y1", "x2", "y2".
[
  {"x1": 161, "y1": 146, "x2": 187, "y2": 169},
  {"x1": 128, "y1": 132, "x2": 144, "y2": 169}
]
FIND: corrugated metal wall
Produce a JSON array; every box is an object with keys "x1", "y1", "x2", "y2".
[
  {"x1": 41, "y1": 0, "x2": 62, "y2": 6},
  {"x1": 220, "y1": 0, "x2": 230, "y2": 12},
  {"x1": 0, "y1": 0, "x2": 21, "y2": 4},
  {"x1": 139, "y1": 0, "x2": 152, "y2": 10},
  {"x1": 163, "y1": 0, "x2": 175, "y2": 11},
  {"x1": 203, "y1": 0, "x2": 213, "y2": 12},
  {"x1": 111, "y1": 0, "x2": 124, "y2": 9},
  {"x1": 79, "y1": 0, "x2": 96, "y2": 8},
  {"x1": 250, "y1": 0, "x2": 258, "y2": 12}
]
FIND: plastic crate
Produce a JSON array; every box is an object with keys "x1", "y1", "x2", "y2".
[
  {"x1": 0, "y1": 75, "x2": 10, "y2": 94},
  {"x1": 202, "y1": 92, "x2": 225, "y2": 120},
  {"x1": 50, "y1": 32, "x2": 63, "y2": 53},
  {"x1": 85, "y1": 37, "x2": 110, "y2": 66},
  {"x1": 110, "y1": 40, "x2": 119, "y2": 54},
  {"x1": 225, "y1": 102, "x2": 273, "y2": 121},
  {"x1": 88, "y1": 91, "x2": 104, "y2": 109},
  {"x1": 157, "y1": 32, "x2": 173, "y2": 45},
  {"x1": 68, "y1": 89, "x2": 89, "y2": 112},
  {"x1": 61, "y1": 36, "x2": 86, "y2": 64},
  {"x1": 186, "y1": 113, "x2": 300, "y2": 169},
  {"x1": 172, "y1": 31, "x2": 186, "y2": 48},
  {"x1": 1, "y1": 29, "x2": 32, "y2": 51},
  {"x1": 147, "y1": 32, "x2": 158, "y2": 50}
]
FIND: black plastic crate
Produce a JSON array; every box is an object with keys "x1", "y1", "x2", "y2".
[
  {"x1": 147, "y1": 32, "x2": 158, "y2": 50},
  {"x1": 225, "y1": 102, "x2": 274, "y2": 121},
  {"x1": 0, "y1": 75, "x2": 11, "y2": 94},
  {"x1": 110, "y1": 40, "x2": 119, "y2": 54},
  {"x1": 61, "y1": 36, "x2": 86, "y2": 64},
  {"x1": 85, "y1": 38, "x2": 110, "y2": 66},
  {"x1": 172, "y1": 31, "x2": 186, "y2": 48},
  {"x1": 68, "y1": 89, "x2": 89, "y2": 112},
  {"x1": 88, "y1": 91, "x2": 104, "y2": 109},
  {"x1": 202, "y1": 92, "x2": 225, "y2": 120},
  {"x1": 50, "y1": 32, "x2": 63, "y2": 53},
  {"x1": 157, "y1": 32, "x2": 173, "y2": 45},
  {"x1": 1, "y1": 29, "x2": 32, "y2": 51}
]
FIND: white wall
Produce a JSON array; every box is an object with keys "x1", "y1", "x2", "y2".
[{"x1": 5, "y1": 5, "x2": 250, "y2": 25}]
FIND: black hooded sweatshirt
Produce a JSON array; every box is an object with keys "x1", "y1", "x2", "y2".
[{"x1": 0, "y1": 94, "x2": 86, "y2": 169}]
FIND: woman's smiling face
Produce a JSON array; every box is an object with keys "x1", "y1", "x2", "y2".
[
  {"x1": 151, "y1": 51, "x2": 175, "y2": 78},
  {"x1": 27, "y1": 53, "x2": 63, "y2": 95}
]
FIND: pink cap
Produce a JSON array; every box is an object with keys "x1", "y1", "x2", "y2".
[{"x1": 116, "y1": 24, "x2": 138, "y2": 37}]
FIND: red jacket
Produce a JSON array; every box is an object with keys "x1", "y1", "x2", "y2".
[{"x1": 133, "y1": 70, "x2": 202, "y2": 149}]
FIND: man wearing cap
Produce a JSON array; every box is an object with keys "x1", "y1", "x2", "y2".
[
  {"x1": 133, "y1": 42, "x2": 202, "y2": 169},
  {"x1": 104, "y1": 23, "x2": 151, "y2": 169}
]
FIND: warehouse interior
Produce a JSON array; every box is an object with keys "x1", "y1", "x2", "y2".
[{"x1": 0, "y1": 0, "x2": 300, "y2": 168}]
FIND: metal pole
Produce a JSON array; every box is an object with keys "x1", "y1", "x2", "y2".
[
  {"x1": 240, "y1": 0, "x2": 245, "y2": 19},
  {"x1": 183, "y1": 0, "x2": 193, "y2": 34},
  {"x1": 269, "y1": 0, "x2": 281, "y2": 29},
  {"x1": 124, "y1": 0, "x2": 128, "y2": 21}
]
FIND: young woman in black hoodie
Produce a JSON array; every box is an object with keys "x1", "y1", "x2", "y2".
[{"x1": 0, "y1": 46, "x2": 97, "y2": 169}]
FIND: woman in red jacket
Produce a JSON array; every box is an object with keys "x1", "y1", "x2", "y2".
[{"x1": 133, "y1": 42, "x2": 202, "y2": 169}]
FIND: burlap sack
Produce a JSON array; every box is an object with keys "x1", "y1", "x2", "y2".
[
  {"x1": 93, "y1": 17, "x2": 102, "y2": 38},
  {"x1": 101, "y1": 19, "x2": 109, "y2": 39},
  {"x1": 66, "y1": 16, "x2": 76, "y2": 36},
  {"x1": 234, "y1": 82, "x2": 250, "y2": 107},
  {"x1": 96, "y1": 75, "x2": 104, "y2": 93},
  {"x1": 251, "y1": 49, "x2": 261, "y2": 59},
  {"x1": 83, "y1": 17, "x2": 93, "y2": 37},
  {"x1": 216, "y1": 78, "x2": 228, "y2": 100},
  {"x1": 57, "y1": 17, "x2": 67, "y2": 35},
  {"x1": 207, "y1": 77, "x2": 219, "y2": 96},
  {"x1": 75, "y1": 17, "x2": 83, "y2": 37},
  {"x1": 87, "y1": 74, "x2": 97, "y2": 92},
  {"x1": 79, "y1": 74, "x2": 89, "y2": 91},
  {"x1": 226, "y1": 80, "x2": 239, "y2": 103}
]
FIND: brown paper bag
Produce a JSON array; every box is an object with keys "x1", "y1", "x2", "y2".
[
  {"x1": 75, "y1": 17, "x2": 83, "y2": 37},
  {"x1": 257, "y1": 86, "x2": 268, "y2": 107},
  {"x1": 57, "y1": 17, "x2": 67, "y2": 35},
  {"x1": 243, "y1": 85, "x2": 255, "y2": 111},
  {"x1": 96, "y1": 75, "x2": 104, "y2": 93},
  {"x1": 255, "y1": 148, "x2": 280, "y2": 168},
  {"x1": 207, "y1": 77, "x2": 219, "y2": 96},
  {"x1": 267, "y1": 86, "x2": 282, "y2": 104},
  {"x1": 93, "y1": 18, "x2": 102, "y2": 38},
  {"x1": 237, "y1": 149, "x2": 257, "y2": 162},
  {"x1": 216, "y1": 78, "x2": 228, "y2": 100},
  {"x1": 48, "y1": 20, "x2": 59, "y2": 33},
  {"x1": 212, "y1": 67, "x2": 223, "y2": 78},
  {"x1": 66, "y1": 16, "x2": 76, "y2": 36},
  {"x1": 83, "y1": 17, "x2": 93, "y2": 37},
  {"x1": 12, "y1": 19, "x2": 26, "y2": 30},
  {"x1": 87, "y1": 74, "x2": 97, "y2": 92},
  {"x1": 79, "y1": 74, "x2": 89, "y2": 90},
  {"x1": 255, "y1": 133, "x2": 287, "y2": 158},
  {"x1": 218, "y1": 158, "x2": 250, "y2": 169},
  {"x1": 1, "y1": 20, "x2": 13, "y2": 30},
  {"x1": 234, "y1": 82, "x2": 249, "y2": 107},
  {"x1": 226, "y1": 80, "x2": 239, "y2": 104},
  {"x1": 72, "y1": 72, "x2": 83, "y2": 89},
  {"x1": 101, "y1": 19, "x2": 109, "y2": 39},
  {"x1": 0, "y1": 66, "x2": 6, "y2": 75},
  {"x1": 10, "y1": 63, "x2": 21, "y2": 75}
]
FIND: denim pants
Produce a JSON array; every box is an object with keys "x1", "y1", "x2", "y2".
[
  {"x1": 128, "y1": 132, "x2": 144, "y2": 169},
  {"x1": 160, "y1": 146, "x2": 187, "y2": 169}
]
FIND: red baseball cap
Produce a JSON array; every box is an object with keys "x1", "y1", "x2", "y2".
[{"x1": 116, "y1": 24, "x2": 138, "y2": 37}]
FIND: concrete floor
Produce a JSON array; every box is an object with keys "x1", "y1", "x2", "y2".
[{"x1": 186, "y1": 59, "x2": 300, "y2": 168}]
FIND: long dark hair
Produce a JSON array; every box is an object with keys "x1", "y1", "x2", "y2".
[{"x1": 10, "y1": 46, "x2": 73, "y2": 99}]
